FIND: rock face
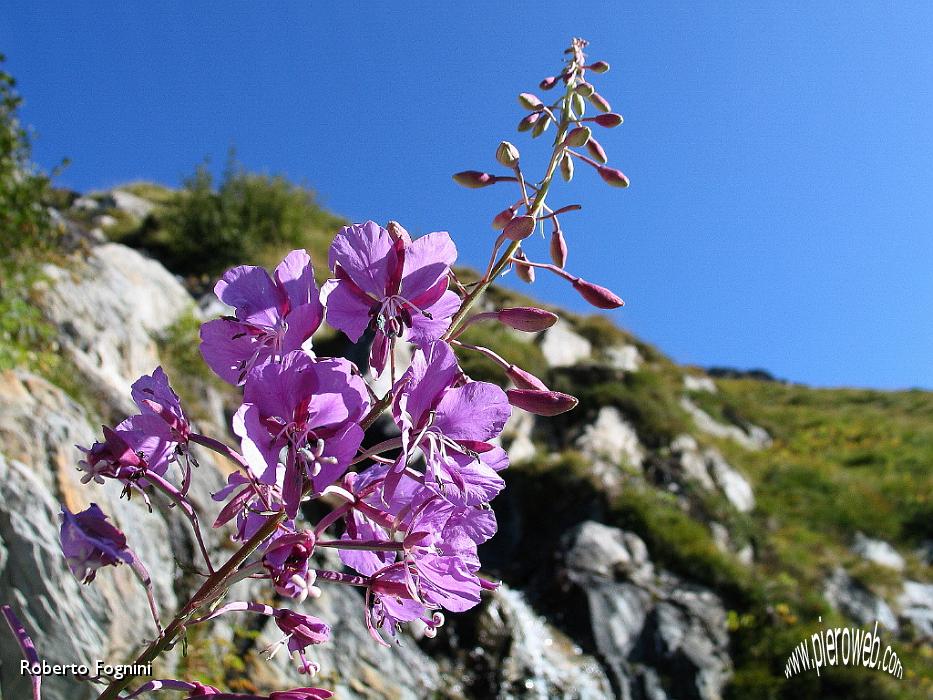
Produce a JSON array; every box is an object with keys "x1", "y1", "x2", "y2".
[
  {"x1": 852, "y1": 532, "x2": 905, "y2": 571},
  {"x1": 670, "y1": 437, "x2": 755, "y2": 513},
  {"x1": 823, "y1": 567, "x2": 899, "y2": 634},
  {"x1": 680, "y1": 397, "x2": 771, "y2": 451},
  {"x1": 575, "y1": 406, "x2": 645, "y2": 471},
  {"x1": 554, "y1": 522, "x2": 732, "y2": 700},
  {"x1": 898, "y1": 581, "x2": 933, "y2": 640},
  {"x1": 38, "y1": 243, "x2": 194, "y2": 416},
  {"x1": 539, "y1": 321, "x2": 592, "y2": 368}
]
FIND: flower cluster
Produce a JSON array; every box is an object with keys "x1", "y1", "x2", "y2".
[{"x1": 1, "y1": 38, "x2": 627, "y2": 700}]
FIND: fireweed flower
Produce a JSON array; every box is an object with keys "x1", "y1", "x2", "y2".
[
  {"x1": 212, "y1": 471, "x2": 288, "y2": 542},
  {"x1": 234, "y1": 350, "x2": 370, "y2": 517},
  {"x1": 322, "y1": 221, "x2": 461, "y2": 375},
  {"x1": 262, "y1": 530, "x2": 318, "y2": 602},
  {"x1": 391, "y1": 342, "x2": 510, "y2": 505},
  {"x1": 77, "y1": 414, "x2": 175, "y2": 486},
  {"x1": 200, "y1": 250, "x2": 324, "y2": 385},
  {"x1": 123, "y1": 679, "x2": 333, "y2": 699},
  {"x1": 131, "y1": 366, "x2": 190, "y2": 443},
  {"x1": 59, "y1": 503, "x2": 132, "y2": 583}
]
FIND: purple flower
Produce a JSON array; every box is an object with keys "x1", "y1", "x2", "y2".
[
  {"x1": 131, "y1": 366, "x2": 190, "y2": 442},
  {"x1": 263, "y1": 530, "x2": 318, "y2": 602},
  {"x1": 59, "y1": 503, "x2": 132, "y2": 583},
  {"x1": 391, "y1": 342, "x2": 510, "y2": 505},
  {"x1": 200, "y1": 250, "x2": 324, "y2": 385},
  {"x1": 212, "y1": 471, "x2": 288, "y2": 542},
  {"x1": 273, "y1": 609, "x2": 330, "y2": 674},
  {"x1": 322, "y1": 221, "x2": 461, "y2": 375},
  {"x1": 234, "y1": 351, "x2": 370, "y2": 517},
  {"x1": 123, "y1": 680, "x2": 332, "y2": 700},
  {"x1": 77, "y1": 415, "x2": 175, "y2": 485}
]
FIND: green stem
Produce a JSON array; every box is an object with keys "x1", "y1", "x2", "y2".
[{"x1": 95, "y1": 512, "x2": 286, "y2": 700}]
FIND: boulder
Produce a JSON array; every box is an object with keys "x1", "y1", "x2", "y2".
[
  {"x1": 851, "y1": 532, "x2": 905, "y2": 571},
  {"x1": 556, "y1": 522, "x2": 732, "y2": 700},
  {"x1": 539, "y1": 322, "x2": 591, "y2": 368},
  {"x1": 679, "y1": 398, "x2": 771, "y2": 451},
  {"x1": 897, "y1": 581, "x2": 933, "y2": 640},
  {"x1": 605, "y1": 345, "x2": 642, "y2": 373},
  {"x1": 823, "y1": 567, "x2": 899, "y2": 634},
  {"x1": 683, "y1": 375, "x2": 717, "y2": 393},
  {"x1": 575, "y1": 407, "x2": 645, "y2": 471}
]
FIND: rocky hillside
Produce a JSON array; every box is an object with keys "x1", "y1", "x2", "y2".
[{"x1": 0, "y1": 185, "x2": 930, "y2": 700}]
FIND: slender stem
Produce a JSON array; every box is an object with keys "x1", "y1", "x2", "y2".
[
  {"x1": 360, "y1": 392, "x2": 393, "y2": 431},
  {"x1": 95, "y1": 512, "x2": 286, "y2": 700},
  {"x1": 127, "y1": 554, "x2": 163, "y2": 634},
  {"x1": 314, "y1": 569, "x2": 371, "y2": 587},
  {"x1": 143, "y1": 471, "x2": 215, "y2": 574},
  {"x1": 317, "y1": 538, "x2": 404, "y2": 552},
  {"x1": 188, "y1": 432, "x2": 249, "y2": 471},
  {"x1": 444, "y1": 72, "x2": 579, "y2": 340}
]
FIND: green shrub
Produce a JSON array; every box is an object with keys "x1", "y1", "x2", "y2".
[{"x1": 122, "y1": 154, "x2": 344, "y2": 280}]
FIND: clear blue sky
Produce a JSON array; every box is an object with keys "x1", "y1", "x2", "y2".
[{"x1": 2, "y1": 2, "x2": 931, "y2": 389}]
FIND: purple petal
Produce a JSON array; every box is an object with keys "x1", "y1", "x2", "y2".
[
  {"x1": 282, "y1": 303, "x2": 323, "y2": 353},
  {"x1": 274, "y1": 249, "x2": 321, "y2": 313},
  {"x1": 312, "y1": 423, "x2": 364, "y2": 492},
  {"x1": 199, "y1": 318, "x2": 266, "y2": 385},
  {"x1": 434, "y1": 381, "x2": 511, "y2": 442},
  {"x1": 394, "y1": 342, "x2": 459, "y2": 430},
  {"x1": 405, "y1": 289, "x2": 461, "y2": 345},
  {"x1": 215, "y1": 265, "x2": 285, "y2": 327},
  {"x1": 233, "y1": 404, "x2": 282, "y2": 484},
  {"x1": 401, "y1": 231, "x2": 457, "y2": 298},
  {"x1": 321, "y1": 278, "x2": 373, "y2": 343},
  {"x1": 328, "y1": 221, "x2": 394, "y2": 297}
]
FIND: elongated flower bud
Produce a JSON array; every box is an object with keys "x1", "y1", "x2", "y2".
[
  {"x1": 598, "y1": 166, "x2": 630, "y2": 188},
  {"x1": 550, "y1": 229, "x2": 568, "y2": 267},
  {"x1": 492, "y1": 207, "x2": 516, "y2": 230},
  {"x1": 565, "y1": 126, "x2": 592, "y2": 147},
  {"x1": 575, "y1": 82, "x2": 595, "y2": 97},
  {"x1": 514, "y1": 251, "x2": 535, "y2": 283},
  {"x1": 586, "y1": 137, "x2": 607, "y2": 164},
  {"x1": 592, "y1": 113, "x2": 623, "y2": 128},
  {"x1": 572, "y1": 277, "x2": 625, "y2": 309},
  {"x1": 587, "y1": 92, "x2": 612, "y2": 113},
  {"x1": 506, "y1": 365, "x2": 548, "y2": 391},
  {"x1": 453, "y1": 171, "x2": 496, "y2": 188},
  {"x1": 539, "y1": 76, "x2": 558, "y2": 90},
  {"x1": 497, "y1": 306, "x2": 559, "y2": 332},
  {"x1": 531, "y1": 113, "x2": 551, "y2": 138},
  {"x1": 503, "y1": 215, "x2": 536, "y2": 242},
  {"x1": 518, "y1": 92, "x2": 543, "y2": 110},
  {"x1": 589, "y1": 60, "x2": 610, "y2": 73},
  {"x1": 506, "y1": 388, "x2": 578, "y2": 416},
  {"x1": 517, "y1": 113, "x2": 540, "y2": 132},
  {"x1": 496, "y1": 141, "x2": 520, "y2": 168},
  {"x1": 560, "y1": 153, "x2": 574, "y2": 181},
  {"x1": 571, "y1": 92, "x2": 586, "y2": 116}
]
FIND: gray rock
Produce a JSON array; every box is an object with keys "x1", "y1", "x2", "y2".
[
  {"x1": 71, "y1": 196, "x2": 100, "y2": 212},
  {"x1": 852, "y1": 532, "x2": 905, "y2": 571},
  {"x1": 679, "y1": 397, "x2": 771, "y2": 451},
  {"x1": 823, "y1": 567, "x2": 899, "y2": 634},
  {"x1": 475, "y1": 585, "x2": 614, "y2": 700},
  {"x1": 539, "y1": 321, "x2": 591, "y2": 368},
  {"x1": 897, "y1": 581, "x2": 933, "y2": 640},
  {"x1": 559, "y1": 522, "x2": 732, "y2": 700},
  {"x1": 605, "y1": 345, "x2": 642, "y2": 373},
  {"x1": 575, "y1": 407, "x2": 645, "y2": 471},
  {"x1": 109, "y1": 190, "x2": 155, "y2": 220},
  {"x1": 683, "y1": 375, "x2": 717, "y2": 393},
  {"x1": 37, "y1": 243, "x2": 195, "y2": 416},
  {"x1": 706, "y1": 451, "x2": 755, "y2": 514}
]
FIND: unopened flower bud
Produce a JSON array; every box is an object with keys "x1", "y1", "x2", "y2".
[
  {"x1": 506, "y1": 388, "x2": 578, "y2": 416},
  {"x1": 531, "y1": 113, "x2": 551, "y2": 138},
  {"x1": 587, "y1": 92, "x2": 612, "y2": 113},
  {"x1": 497, "y1": 306, "x2": 558, "y2": 332},
  {"x1": 517, "y1": 113, "x2": 540, "y2": 132},
  {"x1": 575, "y1": 82, "x2": 595, "y2": 97},
  {"x1": 496, "y1": 141, "x2": 520, "y2": 168},
  {"x1": 597, "y1": 166, "x2": 630, "y2": 188},
  {"x1": 572, "y1": 277, "x2": 625, "y2": 309},
  {"x1": 559, "y1": 153, "x2": 574, "y2": 182},
  {"x1": 586, "y1": 137, "x2": 608, "y2": 164},
  {"x1": 518, "y1": 92, "x2": 543, "y2": 110},
  {"x1": 506, "y1": 365, "x2": 548, "y2": 391},
  {"x1": 571, "y1": 93, "x2": 586, "y2": 116},
  {"x1": 539, "y1": 76, "x2": 559, "y2": 90},
  {"x1": 592, "y1": 113, "x2": 623, "y2": 128},
  {"x1": 565, "y1": 126, "x2": 591, "y2": 148},
  {"x1": 550, "y1": 229, "x2": 568, "y2": 268},
  {"x1": 503, "y1": 215, "x2": 536, "y2": 242},
  {"x1": 514, "y1": 251, "x2": 535, "y2": 283},
  {"x1": 453, "y1": 171, "x2": 496, "y2": 188},
  {"x1": 589, "y1": 60, "x2": 610, "y2": 73},
  {"x1": 492, "y1": 207, "x2": 516, "y2": 230},
  {"x1": 387, "y1": 220, "x2": 411, "y2": 243}
]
